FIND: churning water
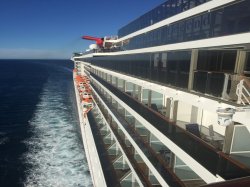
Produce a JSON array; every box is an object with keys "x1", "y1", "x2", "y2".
[{"x1": 0, "y1": 60, "x2": 92, "y2": 187}]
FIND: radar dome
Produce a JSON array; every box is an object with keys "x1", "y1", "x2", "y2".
[{"x1": 89, "y1": 44, "x2": 98, "y2": 49}]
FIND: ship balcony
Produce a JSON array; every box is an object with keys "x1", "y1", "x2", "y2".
[
  {"x1": 87, "y1": 100, "x2": 144, "y2": 187},
  {"x1": 89, "y1": 71, "x2": 250, "y2": 183},
  {"x1": 91, "y1": 82, "x2": 192, "y2": 187},
  {"x1": 89, "y1": 95, "x2": 173, "y2": 186}
]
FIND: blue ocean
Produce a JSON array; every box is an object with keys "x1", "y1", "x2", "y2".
[{"x1": 0, "y1": 60, "x2": 92, "y2": 187}]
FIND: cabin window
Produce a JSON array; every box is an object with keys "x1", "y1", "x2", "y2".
[
  {"x1": 197, "y1": 50, "x2": 236, "y2": 73},
  {"x1": 162, "y1": 53, "x2": 167, "y2": 68},
  {"x1": 154, "y1": 53, "x2": 160, "y2": 68}
]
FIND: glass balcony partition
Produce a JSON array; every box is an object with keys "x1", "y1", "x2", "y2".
[
  {"x1": 93, "y1": 95, "x2": 153, "y2": 187},
  {"x1": 92, "y1": 82, "x2": 186, "y2": 187},
  {"x1": 87, "y1": 110, "x2": 121, "y2": 186},
  {"x1": 91, "y1": 72, "x2": 250, "y2": 180}
]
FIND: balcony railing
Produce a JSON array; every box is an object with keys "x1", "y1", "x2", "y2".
[
  {"x1": 201, "y1": 176, "x2": 250, "y2": 187},
  {"x1": 92, "y1": 96, "x2": 154, "y2": 187},
  {"x1": 90, "y1": 72, "x2": 250, "y2": 180},
  {"x1": 92, "y1": 85, "x2": 185, "y2": 187},
  {"x1": 193, "y1": 71, "x2": 250, "y2": 105},
  {"x1": 236, "y1": 77, "x2": 250, "y2": 105},
  {"x1": 87, "y1": 110, "x2": 120, "y2": 187}
]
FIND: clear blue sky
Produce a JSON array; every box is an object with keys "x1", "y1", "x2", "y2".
[{"x1": 0, "y1": 0, "x2": 165, "y2": 59}]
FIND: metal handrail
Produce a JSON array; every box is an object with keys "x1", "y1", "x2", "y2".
[
  {"x1": 94, "y1": 98, "x2": 153, "y2": 187},
  {"x1": 236, "y1": 78, "x2": 250, "y2": 105},
  {"x1": 92, "y1": 84, "x2": 185, "y2": 187},
  {"x1": 90, "y1": 72, "x2": 250, "y2": 179}
]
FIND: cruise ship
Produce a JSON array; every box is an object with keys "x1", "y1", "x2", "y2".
[{"x1": 72, "y1": 0, "x2": 250, "y2": 186}]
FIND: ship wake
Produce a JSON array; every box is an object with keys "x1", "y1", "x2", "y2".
[{"x1": 23, "y1": 76, "x2": 92, "y2": 187}]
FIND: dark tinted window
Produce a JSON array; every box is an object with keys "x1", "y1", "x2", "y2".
[
  {"x1": 118, "y1": 0, "x2": 211, "y2": 37},
  {"x1": 197, "y1": 50, "x2": 236, "y2": 72},
  {"x1": 122, "y1": 0, "x2": 250, "y2": 50}
]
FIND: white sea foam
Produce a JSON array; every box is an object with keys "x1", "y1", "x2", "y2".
[{"x1": 23, "y1": 77, "x2": 92, "y2": 187}]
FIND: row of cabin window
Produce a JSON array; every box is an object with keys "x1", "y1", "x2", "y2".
[
  {"x1": 85, "y1": 49, "x2": 238, "y2": 90},
  {"x1": 123, "y1": 0, "x2": 250, "y2": 50},
  {"x1": 85, "y1": 49, "x2": 238, "y2": 74},
  {"x1": 118, "y1": 0, "x2": 210, "y2": 37},
  {"x1": 87, "y1": 51, "x2": 191, "y2": 73}
]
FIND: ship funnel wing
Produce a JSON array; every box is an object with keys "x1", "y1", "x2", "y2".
[{"x1": 82, "y1": 35, "x2": 104, "y2": 48}]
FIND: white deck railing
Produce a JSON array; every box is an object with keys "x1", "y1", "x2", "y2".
[{"x1": 236, "y1": 78, "x2": 250, "y2": 105}]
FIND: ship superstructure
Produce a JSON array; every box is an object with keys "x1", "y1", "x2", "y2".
[{"x1": 72, "y1": 0, "x2": 250, "y2": 186}]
